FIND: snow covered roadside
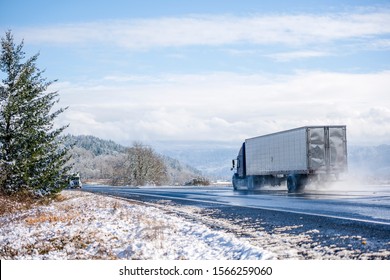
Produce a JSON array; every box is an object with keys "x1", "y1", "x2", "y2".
[{"x1": 0, "y1": 190, "x2": 275, "y2": 260}]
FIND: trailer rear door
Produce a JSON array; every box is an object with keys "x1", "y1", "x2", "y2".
[{"x1": 308, "y1": 126, "x2": 347, "y2": 173}]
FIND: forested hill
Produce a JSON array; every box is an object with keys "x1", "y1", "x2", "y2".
[{"x1": 63, "y1": 134, "x2": 126, "y2": 156}]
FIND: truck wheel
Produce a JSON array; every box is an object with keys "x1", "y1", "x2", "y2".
[
  {"x1": 287, "y1": 174, "x2": 306, "y2": 193},
  {"x1": 287, "y1": 175, "x2": 298, "y2": 193},
  {"x1": 258, "y1": 176, "x2": 267, "y2": 188},
  {"x1": 247, "y1": 176, "x2": 255, "y2": 190},
  {"x1": 232, "y1": 175, "x2": 238, "y2": 191}
]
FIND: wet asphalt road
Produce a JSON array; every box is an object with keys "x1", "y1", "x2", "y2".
[
  {"x1": 83, "y1": 184, "x2": 390, "y2": 225},
  {"x1": 81, "y1": 184, "x2": 390, "y2": 259}
]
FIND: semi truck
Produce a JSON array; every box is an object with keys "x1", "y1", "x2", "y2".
[
  {"x1": 231, "y1": 126, "x2": 348, "y2": 192},
  {"x1": 68, "y1": 173, "x2": 82, "y2": 189}
]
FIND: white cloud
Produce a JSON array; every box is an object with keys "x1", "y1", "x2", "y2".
[
  {"x1": 18, "y1": 10, "x2": 390, "y2": 49},
  {"x1": 266, "y1": 51, "x2": 330, "y2": 62},
  {"x1": 54, "y1": 71, "x2": 390, "y2": 145},
  {"x1": 367, "y1": 39, "x2": 390, "y2": 50}
]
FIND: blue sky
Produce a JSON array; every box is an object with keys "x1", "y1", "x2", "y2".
[{"x1": 1, "y1": 0, "x2": 390, "y2": 145}]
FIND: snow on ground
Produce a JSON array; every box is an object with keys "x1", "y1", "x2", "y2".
[
  {"x1": 0, "y1": 190, "x2": 276, "y2": 260},
  {"x1": 2, "y1": 190, "x2": 388, "y2": 260}
]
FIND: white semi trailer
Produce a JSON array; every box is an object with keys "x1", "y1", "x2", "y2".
[{"x1": 232, "y1": 126, "x2": 348, "y2": 192}]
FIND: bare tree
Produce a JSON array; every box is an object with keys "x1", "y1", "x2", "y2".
[
  {"x1": 113, "y1": 142, "x2": 168, "y2": 186},
  {"x1": 127, "y1": 142, "x2": 168, "y2": 186}
]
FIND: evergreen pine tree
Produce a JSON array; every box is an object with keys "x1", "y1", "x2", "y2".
[{"x1": 0, "y1": 31, "x2": 71, "y2": 196}]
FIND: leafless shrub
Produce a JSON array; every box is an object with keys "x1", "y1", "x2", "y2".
[
  {"x1": 138, "y1": 216, "x2": 168, "y2": 249},
  {"x1": 112, "y1": 142, "x2": 169, "y2": 186}
]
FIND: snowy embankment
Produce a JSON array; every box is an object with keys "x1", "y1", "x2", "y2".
[{"x1": 0, "y1": 190, "x2": 275, "y2": 260}]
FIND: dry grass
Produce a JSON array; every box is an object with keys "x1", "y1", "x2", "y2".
[
  {"x1": 0, "y1": 192, "x2": 69, "y2": 217},
  {"x1": 24, "y1": 213, "x2": 76, "y2": 225},
  {"x1": 0, "y1": 193, "x2": 34, "y2": 216}
]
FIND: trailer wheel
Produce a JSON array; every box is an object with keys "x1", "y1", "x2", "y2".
[
  {"x1": 287, "y1": 175, "x2": 297, "y2": 193},
  {"x1": 287, "y1": 174, "x2": 306, "y2": 193}
]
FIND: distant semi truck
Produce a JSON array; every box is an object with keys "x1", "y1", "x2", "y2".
[
  {"x1": 231, "y1": 126, "x2": 348, "y2": 192},
  {"x1": 68, "y1": 173, "x2": 82, "y2": 189}
]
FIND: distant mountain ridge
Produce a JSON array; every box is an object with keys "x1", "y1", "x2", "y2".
[
  {"x1": 152, "y1": 141, "x2": 238, "y2": 181},
  {"x1": 348, "y1": 145, "x2": 390, "y2": 181}
]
